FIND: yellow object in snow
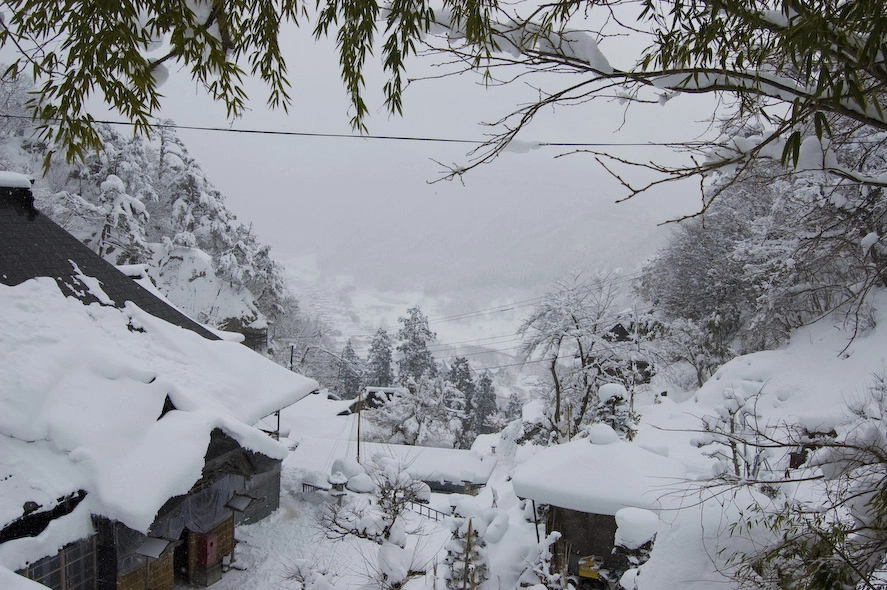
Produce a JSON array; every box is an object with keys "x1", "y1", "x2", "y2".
[{"x1": 578, "y1": 555, "x2": 604, "y2": 579}]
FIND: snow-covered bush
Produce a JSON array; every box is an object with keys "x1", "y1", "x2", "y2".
[
  {"x1": 589, "y1": 383, "x2": 638, "y2": 441},
  {"x1": 442, "y1": 513, "x2": 490, "y2": 590},
  {"x1": 693, "y1": 387, "x2": 772, "y2": 481},
  {"x1": 319, "y1": 455, "x2": 428, "y2": 588},
  {"x1": 285, "y1": 559, "x2": 335, "y2": 590},
  {"x1": 319, "y1": 454, "x2": 427, "y2": 547},
  {"x1": 517, "y1": 532, "x2": 575, "y2": 589}
]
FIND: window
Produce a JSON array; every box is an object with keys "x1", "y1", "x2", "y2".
[{"x1": 23, "y1": 537, "x2": 96, "y2": 590}]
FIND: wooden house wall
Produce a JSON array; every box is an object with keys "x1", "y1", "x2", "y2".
[
  {"x1": 237, "y1": 463, "x2": 282, "y2": 525},
  {"x1": 546, "y1": 507, "x2": 618, "y2": 576}
]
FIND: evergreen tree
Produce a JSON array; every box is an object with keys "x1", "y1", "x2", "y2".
[
  {"x1": 365, "y1": 328, "x2": 394, "y2": 387},
  {"x1": 396, "y1": 306, "x2": 437, "y2": 385},
  {"x1": 447, "y1": 356, "x2": 476, "y2": 446},
  {"x1": 447, "y1": 357, "x2": 476, "y2": 405},
  {"x1": 338, "y1": 339, "x2": 363, "y2": 399},
  {"x1": 473, "y1": 372, "x2": 498, "y2": 435},
  {"x1": 505, "y1": 391, "x2": 523, "y2": 421},
  {"x1": 90, "y1": 174, "x2": 150, "y2": 265}
]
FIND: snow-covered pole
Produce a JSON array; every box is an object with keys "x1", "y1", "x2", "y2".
[{"x1": 356, "y1": 388, "x2": 362, "y2": 464}]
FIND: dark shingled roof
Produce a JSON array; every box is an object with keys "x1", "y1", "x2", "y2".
[{"x1": 0, "y1": 180, "x2": 220, "y2": 341}]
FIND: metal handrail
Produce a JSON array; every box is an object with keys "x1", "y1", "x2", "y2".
[{"x1": 407, "y1": 501, "x2": 449, "y2": 522}]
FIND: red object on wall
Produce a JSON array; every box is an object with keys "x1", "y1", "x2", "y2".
[{"x1": 197, "y1": 533, "x2": 218, "y2": 567}]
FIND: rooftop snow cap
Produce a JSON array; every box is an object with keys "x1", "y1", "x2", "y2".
[{"x1": 0, "y1": 172, "x2": 36, "y2": 220}]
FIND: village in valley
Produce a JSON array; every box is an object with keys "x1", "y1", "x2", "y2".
[{"x1": 2, "y1": 1, "x2": 887, "y2": 590}]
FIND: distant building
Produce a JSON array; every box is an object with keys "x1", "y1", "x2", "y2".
[
  {"x1": 0, "y1": 172, "x2": 319, "y2": 590},
  {"x1": 340, "y1": 386, "x2": 403, "y2": 415}
]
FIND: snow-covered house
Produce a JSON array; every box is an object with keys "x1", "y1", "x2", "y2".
[
  {"x1": 0, "y1": 173, "x2": 319, "y2": 590},
  {"x1": 511, "y1": 425, "x2": 684, "y2": 583}
]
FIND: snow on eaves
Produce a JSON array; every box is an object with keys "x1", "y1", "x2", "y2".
[
  {"x1": 0, "y1": 276, "x2": 318, "y2": 568},
  {"x1": 0, "y1": 171, "x2": 32, "y2": 189},
  {"x1": 511, "y1": 427, "x2": 685, "y2": 516}
]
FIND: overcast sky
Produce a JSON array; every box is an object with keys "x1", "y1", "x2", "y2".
[{"x1": 134, "y1": 23, "x2": 715, "y2": 305}]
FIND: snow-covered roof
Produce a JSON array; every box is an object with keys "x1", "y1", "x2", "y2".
[
  {"x1": 289, "y1": 437, "x2": 498, "y2": 486},
  {"x1": 0, "y1": 171, "x2": 32, "y2": 189},
  {"x1": 510, "y1": 426, "x2": 685, "y2": 515},
  {"x1": 0, "y1": 276, "x2": 317, "y2": 570}
]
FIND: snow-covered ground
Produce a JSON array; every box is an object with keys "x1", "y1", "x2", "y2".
[
  {"x1": 210, "y1": 292, "x2": 887, "y2": 590},
  {"x1": 206, "y1": 394, "x2": 542, "y2": 590}
]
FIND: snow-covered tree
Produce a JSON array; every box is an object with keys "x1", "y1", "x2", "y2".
[
  {"x1": 473, "y1": 371, "x2": 498, "y2": 435},
  {"x1": 338, "y1": 339, "x2": 363, "y2": 399},
  {"x1": 447, "y1": 357, "x2": 476, "y2": 447},
  {"x1": 653, "y1": 317, "x2": 734, "y2": 390},
  {"x1": 15, "y1": 115, "x2": 294, "y2": 334},
  {"x1": 396, "y1": 306, "x2": 437, "y2": 384},
  {"x1": 0, "y1": 72, "x2": 32, "y2": 141},
  {"x1": 589, "y1": 383, "x2": 638, "y2": 441},
  {"x1": 728, "y1": 374, "x2": 887, "y2": 590},
  {"x1": 639, "y1": 147, "x2": 884, "y2": 357},
  {"x1": 365, "y1": 375, "x2": 464, "y2": 447},
  {"x1": 90, "y1": 174, "x2": 151, "y2": 265},
  {"x1": 365, "y1": 328, "x2": 395, "y2": 387},
  {"x1": 442, "y1": 515, "x2": 490, "y2": 590},
  {"x1": 519, "y1": 273, "x2": 647, "y2": 441},
  {"x1": 505, "y1": 391, "x2": 523, "y2": 421},
  {"x1": 447, "y1": 357, "x2": 476, "y2": 409}
]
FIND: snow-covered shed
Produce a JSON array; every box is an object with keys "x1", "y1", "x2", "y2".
[
  {"x1": 290, "y1": 437, "x2": 498, "y2": 494},
  {"x1": 0, "y1": 173, "x2": 319, "y2": 590},
  {"x1": 511, "y1": 425, "x2": 684, "y2": 583}
]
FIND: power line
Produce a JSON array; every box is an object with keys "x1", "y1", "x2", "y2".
[
  {"x1": 427, "y1": 334, "x2": 521, "y2": 350},
  {"x1": 475, "y1": 357, "x2": 549, "y2": 371},
  {"x1": 432, "y1": 343, "x2": 524, "y2": 359},
  {"x1": 0, "y1": 113, "x2": 703, "y2": 149},
  {"x1": 426, "y1": 297, "x2": 546, "y2": 324}
]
